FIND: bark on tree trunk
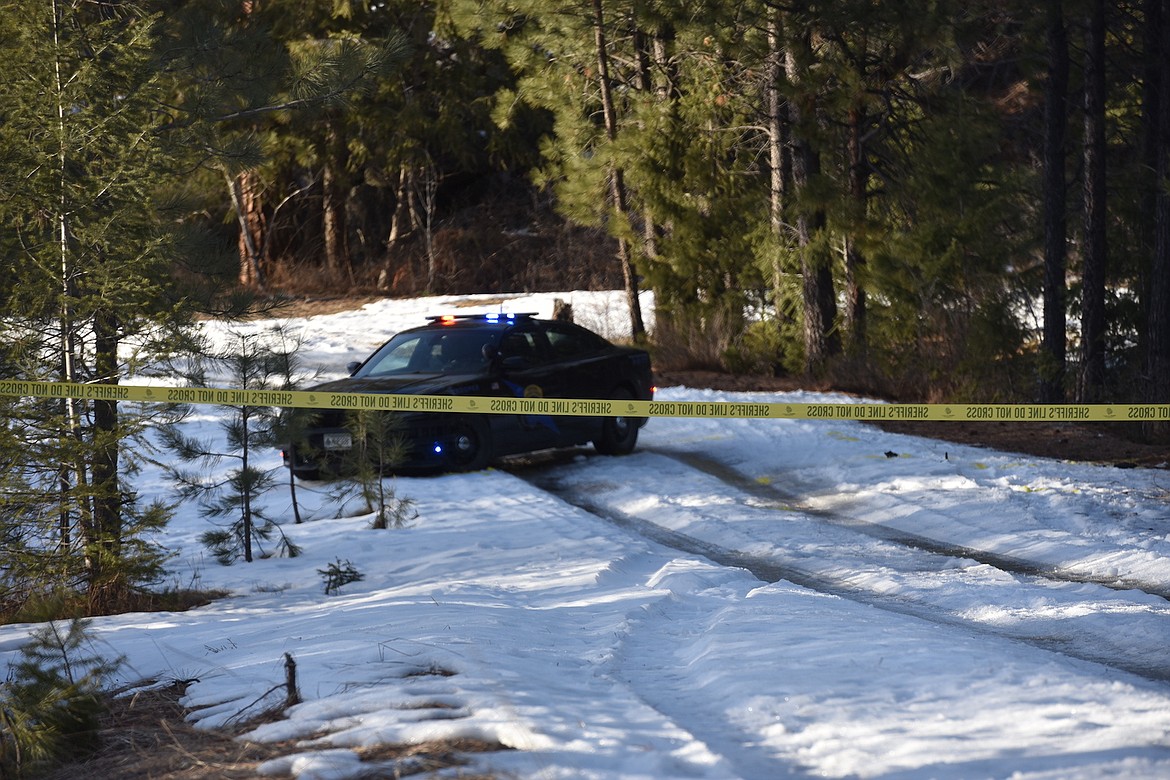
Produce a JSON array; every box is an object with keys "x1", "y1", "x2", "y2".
[
  {"x1": 786, "y1": 42, "x2": 839, "y2": 375},
  {"x1": 1147, "y1": 0, "x2": 1170, "y2": 422},
  {"x1": 387, "y1": 165, "x2": 412, "y2": 248},
  {"x1": 322, "y1": 117, "x2": 350, "y2": 285},
  {"x1": 633, "y1": 26, "x2": 672, "y2": 268},
  {"x1": 415, "y1": 159, "x2": 440, "y2": 291},
  {"x1": 1079, "y1": 0, "x2": 1108, "y2": 402},
  {"x1": 845, "y1": 108, "x2": 867, "y2": 359},
  {"x1": 1041, "y1": 0, "x2": 1070, "y2": 403},
  {"x1": 230, "y1": 171, "x2": 266, "y2": 290},
  {"x1": 767, "y1": 13, "x2": 788, "y2": 298},
  {"x1": 89, "y1": 308, "x2": 122, "y2": 604}
]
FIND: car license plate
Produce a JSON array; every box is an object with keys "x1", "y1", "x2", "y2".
[{"x1": 323, "y1": 432, "x2": 353, "y2": 451}]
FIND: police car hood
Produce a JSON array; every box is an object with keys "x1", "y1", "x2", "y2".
[{"x1": 309, "y1": 372, "x2": 477, "y2": 396}]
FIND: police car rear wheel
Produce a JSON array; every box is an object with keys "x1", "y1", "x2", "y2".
[{"x1": 593, "y1": 389, "x2": 639, "y2": 456}]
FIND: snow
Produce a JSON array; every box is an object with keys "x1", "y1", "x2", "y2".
[{"x1": 4, "y1": 291, "x2": 1170, "y2": 779}]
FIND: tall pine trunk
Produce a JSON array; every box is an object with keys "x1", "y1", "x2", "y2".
[
  {"x1": 1079, "y1": 0, "x2": 1108, "y2": 401},
  {"x1": 633, "y1": 25, "x2": 674, "y2": 268},
  {"x1": 592, "y1": 0, "x2": 645, "y2": 341},
  {"x1": 767, "y1": 13, "x2": 789, "y2": 311},
  {"x1": 89, "y1": 308, "x2": 122, "y2": 603},
  {"x1": 1147, "y1": 0, "x2": 1170, "y2": 425},
  {"x1": 54, "y1": 0, "x2": 85, "y2": 551},
  {"x1": 845, "y1": 107, "x2": 867, "y2": 359},
  {"x1": 322, "y1": 116, "x2": 350, "y2": 284},
  {"x1": 1041, "y1": 0, "x2": 1070, "y2": 402},
  {"x1": 230, "y1": 171, "x2": 266, "y2": 290},
  {"x1": 786, "y1": 36, "x2": 839, "y2": 375}
]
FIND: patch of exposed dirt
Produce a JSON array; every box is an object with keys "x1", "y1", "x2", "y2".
[
  {"x1": 38, "y1": 683, "x2": 281, "y2": 780},
  {"x1": 41, "y1": 682, "x2": 504, "y2": 780},
  {"x1": 247, "y1": 295, "x2": 387, "y2": 319},
  {"x1": 872, "y1": 419, "x2": 1170, "y2": 469},
  {"x1": 246, "y1": 293, "x2": 534, "y2": 320}
]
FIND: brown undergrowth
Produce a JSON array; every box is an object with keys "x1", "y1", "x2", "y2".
[
  {"x1": 39, "y1": 681, "x2": 505, "y2": 780},
  {"x1": 655, "y1": 368, "x2": 1170, "y2": 470}
]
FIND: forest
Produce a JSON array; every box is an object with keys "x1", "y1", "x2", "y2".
[
  {"x1": 137, "y1": 0, "x2": 1170, "y2": 410},
  {"x1": 0, "y1": 0, "x2": 1168, "y2": 621},
  {"x1": 4, "y1": 1, "x2": 1169, "y2": 401}
]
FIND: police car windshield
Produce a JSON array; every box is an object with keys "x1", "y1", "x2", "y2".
[{"x1": 359, "y1": 329, "x2": 495, "y2": 376}]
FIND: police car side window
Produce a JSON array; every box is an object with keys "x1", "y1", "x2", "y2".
[
  {"x1": 545, "y1": 323, "x2": 602, "y2": 358},
  {"x1": 500, "y1": 330, "x2": 541, "y2": 363}
]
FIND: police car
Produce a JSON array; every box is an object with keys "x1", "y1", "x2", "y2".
[{"x1": 283, "y1": 313, "x2": 653, "y2": 478}]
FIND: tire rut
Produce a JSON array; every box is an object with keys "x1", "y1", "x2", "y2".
[
  {"x1": 511, "y1": 450, "x2": 1170, "y2": 684},
  {"x1": 653, "y1": 447, "x2": 1170, "y2": 603}
]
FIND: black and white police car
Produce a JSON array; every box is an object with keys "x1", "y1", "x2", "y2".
[{"x1": 283, "y1": 313, "x2": 653, "y2": 478}]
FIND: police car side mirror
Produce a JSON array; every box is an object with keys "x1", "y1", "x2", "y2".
[
  {"x1": 346, "y1": 361, "x2": 362, "y2": 376},
  {"x1": 483, "y1": 344, "x2": 508, "y2": 375}
]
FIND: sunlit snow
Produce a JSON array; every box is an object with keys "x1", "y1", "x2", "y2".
[{"x1": 3, "y1": 291, "x2": 1170, "y2": 779}]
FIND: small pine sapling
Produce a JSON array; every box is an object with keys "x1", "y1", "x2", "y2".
[
  {"x1": 372, "y1": 486, "x2": 418, "y2": 530},
  {"x1": 162, "y1": 327, "x2": 307, "y2": 564},
  {"x1": 318, "y1": 558, "x2": 364, "y2": 595},
  {"x1": 345, "y1": 410, "x2": 413, "y2": 528},
  {"x1": 0, "y1": 619, "x2": 122, "y2": 776},
  {"x1": 262, "y1": 328, "x2": 321, "y2": 525}
]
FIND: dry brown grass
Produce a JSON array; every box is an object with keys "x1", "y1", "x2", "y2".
[
  {"x1": 2, "y1": 588, "x2": 231, "y2": 628},
  {"x1": 656, "y1": 370, "x2": 1170, "y2": 470},
  {"x1": 37, "y1": 682, "x2": 281, "y2": 780},
  {"x1": 39, "y1": 681, "x2": 507, "y2": 780}
]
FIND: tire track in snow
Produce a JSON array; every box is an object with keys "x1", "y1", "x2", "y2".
[
  {"x1": 656, "y1": 448, "x2": 1170, "y2": 602},
  {"x1": 591, "y1": 551, "x2": 814, "y2": 780},
  {"x1": 516, "y1": 453, "x2": 1170, "y2": 684}
]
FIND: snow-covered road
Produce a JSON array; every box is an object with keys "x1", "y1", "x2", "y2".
[{"x1": 532, "y1": 443, "x2": 1170, "y2": 682}]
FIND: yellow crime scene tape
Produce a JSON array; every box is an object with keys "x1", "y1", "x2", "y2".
[{"x1": 2, "y1": 379, "x2": 1170, "y2": 422}]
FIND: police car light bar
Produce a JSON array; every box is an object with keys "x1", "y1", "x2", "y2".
[{"x1": 425, "y1": 312, "x2": 538, "y2": 324}]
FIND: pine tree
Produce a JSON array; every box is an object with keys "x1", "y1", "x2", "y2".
[
  {"x1": 444, "y1": 0, "x2": 653, "y2": 336},
  {"x1": 343, "y1": 409, "x2": 411, "y2": 528},
  {"x1": 0, "y1": 618, "x2": 122, "y2": 775},
  {"x1": 1041, "y1": 0, "x2": 1071, "y2": 402},
  {"x1": 628, "y1": 5, "x2": 752, "y2": 342},
  {"x1": 1144, "y1": 0, "x2": 1170, "y2": 420},
  {"x1": 0, "y1": 1, "x2": 191, "y2": 610},
  {"x1": 1079, "y1": 0, "x2": 1109, "y2": 401},
  {"x1": 154, "y1": 0, "x2": 409, "y2": 289},
  {"x1": 161, "y1": 328, "x2": 306, "y2": 564}
]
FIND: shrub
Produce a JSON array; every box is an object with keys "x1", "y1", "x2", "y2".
[
  {"x1": 0, "y1": 619, "x2": 121, "y2": 777},
  {"x1": 318, "y1": 559, "x2": 364, "y2": 596},
  {"x1": 723, "y1": 319, "x2": 800, "y2": 376}
]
